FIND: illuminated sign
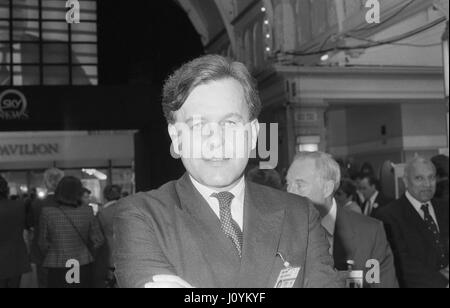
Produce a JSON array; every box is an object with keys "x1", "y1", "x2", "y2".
[
  {"x1": 0, "y1": 143, "x2": 59, "y2": 157},
  {"x1": 0, "y1": 89, "x2": 29, "y2": 120}
]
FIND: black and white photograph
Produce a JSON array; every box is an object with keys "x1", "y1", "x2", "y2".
[{"x1": 0, "y1": 0, "x2": 448, "y2": 293}]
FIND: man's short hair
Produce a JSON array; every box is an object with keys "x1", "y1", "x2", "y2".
[
  {"x1": 404, "y1": 156, "x2": 436, "y2": 178},
  {"x1": 293, "y1": 152, "x2": 342, "y2": 193},
  {"x1": 103, "y1": 185, "x2": 122, "y2": 202},
  {"x1": 338, "y1": 179, "x2": 357, "y2": 199},
  {"x1": 43, "y1": 168, "x2": 65, "y2": 192},
  {"x1": 162, "y1": 54, "x2": 261, "y2": 124}
]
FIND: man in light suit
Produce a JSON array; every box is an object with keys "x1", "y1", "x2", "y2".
[
  {"x1": 376, "y1": 157, "x2": 449, "y2": 288},
  {"x1": 113, "y1": 55, "x2": 342, "y2": 288},
  {"x1": 287, "y1": 152, "x2": 398, "y2": 288}
]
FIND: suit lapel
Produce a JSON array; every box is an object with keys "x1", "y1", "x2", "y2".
[
  {"x1": 236, "y1": 182, "x2": 285, "y2": 288},
  {"x1": 400, "y1": 195, "x2": 437, "y2": 246},
  {"x1": 432, "y1": 200, "x2": 448, "y2": 237},
  {"x1": 333, "y1": 208, "x2": 356, "y2": 270},
  {"x1": 175, "y1": 174, "x2": 241, "y2": 286}
]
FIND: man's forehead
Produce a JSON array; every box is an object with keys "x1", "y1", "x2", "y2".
[{"x1": 410, "y1": 161, "x2": 436, "y2": 174}]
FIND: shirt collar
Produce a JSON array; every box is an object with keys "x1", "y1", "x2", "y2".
[
  {"x1": 321, "y1": 199, "x2": 337, "y2": 237},
  {"x1": 369, "y1": 190, "x2": 379, "y2": 205},
  {"x1": 189, "y1": 175, "x2": 246, "y2": 203},
  {"x1": 405, "y1": 190, "x2": 431, "y2": 212}
]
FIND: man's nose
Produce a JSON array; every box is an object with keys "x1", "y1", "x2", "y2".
[{"x1": 204, "y1": 124, "x2": 224, "y2": 148}]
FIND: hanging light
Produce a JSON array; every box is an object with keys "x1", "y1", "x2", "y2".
[{"x1": 320, "y1": 54, "x2": 330, "y2": 62}]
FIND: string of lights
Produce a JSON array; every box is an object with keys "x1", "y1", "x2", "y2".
[{"x1": 276, "y1": 16, "x2": 446, "y2": 58}]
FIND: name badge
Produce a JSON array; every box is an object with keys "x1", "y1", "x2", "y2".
[
  {"x1": 274, "y1": 266, "x2": 301, "y2": 288},
  {"x1": 343, "y1": 270, "x2": 364, "y2": 288}
]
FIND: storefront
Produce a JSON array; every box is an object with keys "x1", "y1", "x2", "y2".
[{"x1": 0, "y1": 130, "x2": 135, "y2": 203}]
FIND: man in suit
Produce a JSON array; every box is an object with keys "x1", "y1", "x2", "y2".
[
  {"x1": 376, "y1": 157, "x2": 449, "y2": 288},
  {"x1": 286, "y1": 152, "x2": 398, "y2": 288},
  {"x1": 358, "y1": 174, "x2": 391, "y2": 217},
  {"x1": 0, "y1": 176, "x2": 31, "y2": 288},
  {"x1": 113, "y1": 55, "x2": 342, "y2": 288}
]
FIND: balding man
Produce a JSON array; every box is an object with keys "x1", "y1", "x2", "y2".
[
  {"x1": 376, "y1": 157, "x2": 449, "y2": 288},
  {"x1": 287, "y1": 152, "x2": 398, "y2": 288}
]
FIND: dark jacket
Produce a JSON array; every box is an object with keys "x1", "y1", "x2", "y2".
[
  {"x1": 363, "y1": 192, "x2": 392, "y2": 218},
  {"x1": 376, "y1": 195, "x2": 449, "y2": 288},
  {"x1": 113, "y1": 173, "x2": 343, "y2": 288},
  {"x1": 0, "y1": 199, "x2": 31, "y2": 279}
]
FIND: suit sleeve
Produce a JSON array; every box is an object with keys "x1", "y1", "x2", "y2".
[
  {"x1": 113, "y1": 199, "x2": 175, "y2": 288},
  {"x1": 303, "y1": 203, "x2": 344, "y2": 288},
  {"x1": 377, "y1": 211, "x2": 448, "y2": 288},
  {"x1": 370, "y1": 222, "x2": 399, "y2": 288}
]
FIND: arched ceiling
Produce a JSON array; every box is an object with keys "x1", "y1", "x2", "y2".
[{"x1": 174, "y1": 0, "x2": 274, "y2": 56}]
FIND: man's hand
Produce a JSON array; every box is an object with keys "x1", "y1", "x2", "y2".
[
  {"x1": 440, "y1": 266, "x2": 449, "y2": 280},
  {"x1": 144, "y1": 275, "x2": 194, "y2": 288}
]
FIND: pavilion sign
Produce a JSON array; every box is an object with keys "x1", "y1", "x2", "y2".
[{"x1": 0, "y1": 143, "x2": 59, "y2": 157}]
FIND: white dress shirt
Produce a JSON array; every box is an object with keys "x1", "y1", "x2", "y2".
[
  {"x1": 190, "y1": 176, "x2": 245, "y2": 231},
  {"x1": 321, "y1": 199, "x2": 338, "y2": 255},
  {"x1": 364, "y1": 191, "x2": 379, "y2": 216},
  {"x1": 405, "y1": 190, "x2": 440, "y2": 231}
]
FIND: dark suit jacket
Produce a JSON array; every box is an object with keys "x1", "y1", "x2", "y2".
[
  {"x1": 376, "y1": 195, "x2": 449, "y2": 288},
  {"x1": 0, "y1": 199, "x2": 31, "y2": 279},
  {"x1": 333, "y1": 208, "x2": 398, "y2": 288},
  {"x1": 113, "y1": 173, "x2": 343, "y2": 288},
  {"x1": 363, "y1": 192, "x2": 391, "y2": 218}
]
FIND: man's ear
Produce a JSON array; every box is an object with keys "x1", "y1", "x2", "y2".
[
  {"x1": 324, "y1": 180, "x2": 335, "y2": 199},
  {"x1": 168, "y1": 124, "x2": 181, "y2": 156},
  {"x1": 402, "y1": 175, "x2": 409, "y2": 190},
  {"x1": 250, "y1": 119, "x2": 260, "y2": 151}
]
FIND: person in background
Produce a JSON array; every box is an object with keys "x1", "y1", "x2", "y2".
[
  {"x1": 358, "y1": 174, "x2": 391, "y2": 218},
  {"x1": 0, "y1": 175, "x2": 31, "y2": 288},
  {"x1": 431, "y1": 155, "x2": 449, "y2": 202},
  {"x1": 39, "y1": 176, "x2": 104, "y2": 288},
  {"x1": 246, "y1": 166, "x2": 283, "y2": 190},
  {"x1": 287, "y1": 152, "x2": 398, "y2": 288},
  {"x1": 335, "y1": 179, "x2": 363, "y2": 215},
  {"x1": 28, "y1": 168, "x2": 64, "y2": 288},
  {"x1": 376, "y1": 157, "x2": 449, "y2": 288},
  {"x1": 95, "y1": 185, "x2": 122, "y2": 288}
]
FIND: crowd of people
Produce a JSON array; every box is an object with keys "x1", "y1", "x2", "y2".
[{"x1": 0, "y1": 168, "x2": 123, "y2": 288}]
